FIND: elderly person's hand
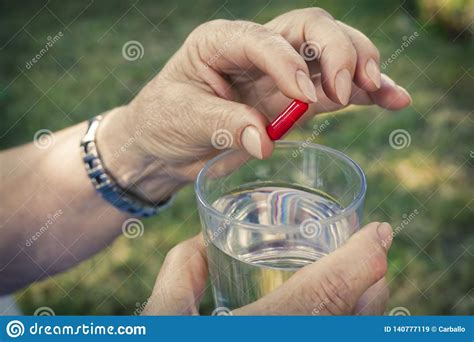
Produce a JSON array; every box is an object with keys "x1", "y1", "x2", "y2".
[
  {"x1": 141, "y1": 222, "x2": 392, "y2": 315},
  {"x1": 97, "y1": 8, "x2": 411, "y2": 202}
]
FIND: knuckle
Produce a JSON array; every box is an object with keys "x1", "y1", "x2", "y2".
[
  {"x1": 340, "y1": 41, "x2": 358, "y2": 63},
  {"x1": 166, "y1": 240, "x2": 191, "y2": 260},
  {"x1": 241, "y1": 25, "x2": 305, "y2": 68},
  {"x1": 336, "y1": 21, "x2": 381, "y2": 61},
  {"x1": 367, "y1": 245, "x2": 388, "y2": 279},
  {"x1": 200, "y1": 19, "x2": 231, "y2": 31},
  {"x1": 358, "y1": 237, "x2": 389, "y2": 282},
  {"x1": 238, "y1": 21, "x2": 284, "y2": 42},
  {"x1": 237, "y1": 104, "x2": 263, "y2": 125},
  {"x1": 212, "y1": 105, "x2": 233, "y2": 129},
  {"x1": 238, "y1": 20, "x2": 266, "y2": 34},
  {"x1": 165, "y1": 245, "x2": 183, "y2": 261},
  {"x1": 210, "y1": 18, "x2": 231, "y2": 26},
  {"x1": 240, "y1": 103, "x2": 256, "y2": 115},
  {"x1": 239, "y1": 21, "x2": 279, "y2": 43},
  {"x1": 189, "y1": 19, "x2": 232, "y2": 42},
  {"x1": 305, "y1": 7, "x2": 333, "y2": 19}
]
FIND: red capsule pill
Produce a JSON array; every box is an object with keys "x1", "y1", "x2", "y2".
[{"x1": 266, "y1": 100, "x2": 309, "y2": 140}]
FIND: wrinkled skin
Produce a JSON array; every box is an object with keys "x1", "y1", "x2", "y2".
[
  {"x1": 97, "y1": 8, "x2": 411, "y2": 202},
  {"x1": 142, "y1": 222, "x2": 393, "y2": 315}
]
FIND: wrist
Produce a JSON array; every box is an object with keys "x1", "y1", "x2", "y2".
[{"x1": 96, "y1": 106, "x2": 184, "y2": 203}]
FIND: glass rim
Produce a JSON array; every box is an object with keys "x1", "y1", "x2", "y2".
[{"x1": 195, "y1": 141, "x2": 367, "y2": 232}]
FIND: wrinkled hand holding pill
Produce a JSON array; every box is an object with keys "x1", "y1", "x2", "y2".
[
  {"x1": 1, "y1": 6, "x2": 413, "y2": 316},
  {"x1": 97, "y1": 8, "x2": 411, "y2": 204}
]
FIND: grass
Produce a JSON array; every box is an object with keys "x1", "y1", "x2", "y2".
[{"x1": 1, "y1": 0, "x2": 473, "y2": 315}]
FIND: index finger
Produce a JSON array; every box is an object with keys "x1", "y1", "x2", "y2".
[
  {"x1": 266, "y1": 8, "x2": 358, "y2": 105},
  {"x1": 190, "y1": 19, "x2": 318, "y2": 103}
]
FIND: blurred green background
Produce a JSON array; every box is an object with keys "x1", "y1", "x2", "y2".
[{"x1": 1, "y1": 0, "x2": 472, "y2": 315}]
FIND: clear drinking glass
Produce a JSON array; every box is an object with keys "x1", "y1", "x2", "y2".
[{"x1": 195, "y1": 141, "x2": 366, "y2": 311}]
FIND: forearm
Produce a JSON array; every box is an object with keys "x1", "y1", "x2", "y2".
[{"x1": 0, "y1": 108, "x2": 180, "y2": 294}]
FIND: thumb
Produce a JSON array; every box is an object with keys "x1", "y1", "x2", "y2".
[
  {"x1": 235, "y1": 222, "x2": 393, "y2": 315},
  {"x1": 141, "y1": 234, "x2": 208, "y2": 315},
  {"x1": 206, "y1": 96, "x2": 275, "y2": 159}
]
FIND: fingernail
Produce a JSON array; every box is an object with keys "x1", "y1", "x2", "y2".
[
  {"x1": 365, "y1": 58, "x2": 381, "y2": 88},
  {"x1": 296, "y1": 70, "x2": 317, "y2": 103},
  {"x1": 335, "y1": 69, "x2": 352, "y2": 105},
  {"x1": 241, "y1": 126, "x2": 263, "y2": 159},
  {"x1": 381, "y1": 73, "x2": 396, "y2": 86},
  {"x1": 397, "y1": 85, "x2": 412, "y2": 105},
  {"x1": 377, "y1": 222, "x2": 393, "y2": 249}
]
